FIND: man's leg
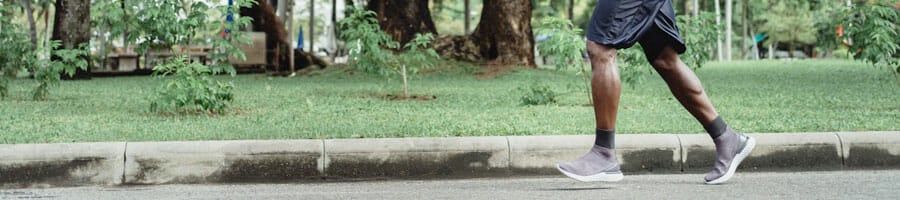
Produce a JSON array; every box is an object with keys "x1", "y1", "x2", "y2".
[
  {"x1": 556, "y1": 41, "x2": 624, "y2": 182},
  {"x1": 648, "y1": 46, "x2": 756, "y2": 184}
]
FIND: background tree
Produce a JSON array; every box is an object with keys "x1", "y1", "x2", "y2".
[
  {"x1": 757, "y1": 0, "x2": 816, "y2": 58},
  {"x1": 366, "y1": 0, "x2": 436, "y2": 45},
  {"x1": 434, "y1": 0, "x2": 535, "y2": 67},
  {"x1": 52, "y1": 0, "x2": 92, "y2": 80}
]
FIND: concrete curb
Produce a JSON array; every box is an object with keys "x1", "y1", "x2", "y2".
[{"x1": 0, "y1": 131, "x2": 897, "y2": 188}]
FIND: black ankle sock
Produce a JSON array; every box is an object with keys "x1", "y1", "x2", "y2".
[
  {"x1": 704, "y1": 116, "x2": 728, "y2": 139},
  {"x1": 594, "y1": 129, "x2": 615, "y2": 149}
]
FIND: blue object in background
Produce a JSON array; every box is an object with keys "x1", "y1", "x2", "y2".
[
  {"x1": 297, "y1": 26, "x2": 305, "y2": 51},
  {"x1": 225, "y1": 0, "x2": 233, "y2": 34}
]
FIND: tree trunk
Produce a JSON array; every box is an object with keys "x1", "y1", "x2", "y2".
[
  {"x1": 741, "y1": 0, "x2": 747, "y2": 59},
  {"x1": 725, "y1": 0, "x2": 732, "y2": 61},
  {"x1": 468, "y1": 0, "x2": 535, "y2": 66},
  {"x1": 22, "y1": 0, "x2": 38, "y2": 51},
  {"x1": 714, "y1": 0, "x2": 722, "y2": 61},
  {"x1": 242, "y1": 0, "x2": 292, "y2": 75},
  {"x1": 366, "y1": 0, "x2": 437, "y2": 45},
  {"x1": 52, "y1": 0, "x2": 92, "y2": 80},
  {"x1": 464, "y1": 0, "x2": 470, "y2": 34},
  {"x1": 693, "y1": 0, "x2": 698, "y2": 17},
  {"x1": 308, "y1": 0, "x2": 314, "y2": 51}
]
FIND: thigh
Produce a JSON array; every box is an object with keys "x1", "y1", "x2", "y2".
[{"x1": 638, "y1": 25, "x2": 678, "y2": 62}]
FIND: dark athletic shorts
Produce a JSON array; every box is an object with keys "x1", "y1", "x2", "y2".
[{"x1": 586, "y1": 0, "x2": 686, "y2": 61}]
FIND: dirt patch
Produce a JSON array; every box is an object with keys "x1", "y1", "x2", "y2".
[
  {"x1": 474, "y1": 64, "x2": 516, "y2": 79},
  {"x1": 384, "y1": 94, "x2": 437, "y2": 101}
]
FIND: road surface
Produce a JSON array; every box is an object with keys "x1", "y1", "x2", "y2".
[{"x1": 2, "y1": 170, "x2": 898, "y2": 199}]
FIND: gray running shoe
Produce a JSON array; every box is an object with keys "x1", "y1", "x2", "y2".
[
  {"x1": 705, "y1": 129, "x2": 756, "y2": 184},
  {"x1": 557, "y1": 145, "x2": 624, "y2": 182}
]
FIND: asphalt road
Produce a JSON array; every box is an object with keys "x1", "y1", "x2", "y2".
[{"x1": 2, "y1": 170, "x2": 898, "y2": 200}]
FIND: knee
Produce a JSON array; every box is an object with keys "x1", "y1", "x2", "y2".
[
  {"x1": 650, "y1": 51, "x2": 681, "y2": 73},
  {"x1": 587, "y1": 42, "x2": 617, "y2": 68}
]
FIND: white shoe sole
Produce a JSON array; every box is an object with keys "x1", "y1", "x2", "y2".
[
  {"x1": 557, "y1": 164, "x2": 624, "y2": 182},
  {"x1": 705, "y1": 136, "x2": 757, "y2": 184}
]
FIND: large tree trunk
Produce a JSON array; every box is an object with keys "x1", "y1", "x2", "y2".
[
  {"x1": 52, "y1": 0, "x2": 92, "y2": 80},
  {"x1": 472, "y1": 0, "x2": 534, "y2": 66},
  {"x1": 242, "y1": 0, "x2": 292, "y2": 75},
  {"x1": 366, "y1": 0, "x2": 437, "y2": 45}
]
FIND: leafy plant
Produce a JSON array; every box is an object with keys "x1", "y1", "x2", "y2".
[
  {"x1": 340, "y1": 7, "x2": 400, "y2": 75},
  {"x1": 340, "y1": 7, "x2": 441, "y2": 98},
  {"x1": 839, "y1": 2, "x2": 899, "y2": 76},
  {"x1": 677, "y1": 12, "x2": 721, "y2": 70},
  {"x1": 31, "y1": 41, "x2": 90, "y2": 100},
  {"x1": 393, "y1": 33, "x2": 441, "y2": 98},
  {"x1": 0, "y1": 4, "x2": 32, "y2": 98},
  {"x1": 518, "y1": 83, "x2": 559, "y2": 106},
  {"x1": 535, "y1": 17, "x2": 592, "y2": 104},
  {"x1": 133, "y1": 0, "x2": 255, "y2": 114},
  {"x1": 150, "y1": 56, "x2": 234, "y2": 114}
]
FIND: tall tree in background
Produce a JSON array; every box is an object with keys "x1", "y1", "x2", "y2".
[
  {"x1": 52, "y1": 0, "x2": 91, "y2": 80},
  {"x1": 473, "y1": 0, "x2": 534, "y2": 66},
  {"x1": 758, "y1": 0, "x2": 816, "y2": 58},
  {"x1": 434, "y1": 0, "x2": 535, "y2": 66},
  {"x1": 366, "y1": 0, "x2": 436, "y2": 45},
  {"x1": 21, "y1": 0, "x2": 38, "y2": 50}
]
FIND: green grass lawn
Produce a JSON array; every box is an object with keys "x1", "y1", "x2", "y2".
[{"x1": 1, "y1": 59, "x2": 897, "y2": 144}]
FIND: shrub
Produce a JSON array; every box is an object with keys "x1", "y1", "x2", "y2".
[
  {"x1": 340, "y1": 8, "x2": 441, "y2": 98},
  {"x1": 519, "y1": 83, "x2": 559, "y2": 106},
  {"x1": 149, "y1": 56, "x2": 234, "y2": 114},
  {"x1": 534, "y1": 17, "x2": 592, "y2": 104},
  {"x1": 31, "y1": 41, "x2": 90, "y2": 100}
]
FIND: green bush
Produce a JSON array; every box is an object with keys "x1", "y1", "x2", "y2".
[
  {"x1": 31, "y1": 41, "x2": 90, "y2": 100},
  {"x1": 149, "y1": 56, "x2": 234, "y2": 114},
  {"x1": 0, "y1": 5, "x2": 32, "y2": 99},
  {"x1": 534, "y1": 17, "x2": 592, "y2": 104},
  {"x1": 340, "y1": 8, "x2": 441, "y2": 98},
  {"x1": 839, "y1": 2, "x2": 899, "y2": 75},
  {"x1": 519, "y1": 83, "x2": 559, "y2": 106}
]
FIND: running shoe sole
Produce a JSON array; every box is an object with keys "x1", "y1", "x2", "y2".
[
  {"x1": 557, "y1": 164, "x2": 624, "y2": 182},
  {"x1": 705, "y1": 136, "x2": 756, "y2": 184}
]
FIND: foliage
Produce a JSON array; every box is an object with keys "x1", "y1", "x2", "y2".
[
  {"x1": 677, "y1": 12, "x2": 721, "y2": 70},
  {"x1": 839, "y1": 2, "x2": 900, "y2": 75},
  {"x1": 31, "y1": 41, "x2": 90, "y2": 100},
  {"x1": 393, "y1": 33, "x2": 441, "y2": 97},
  {"x1": 812, "y1": 0, "x2": 843, "y2": 56},
  {"x1": 757, "y1": 1, "x2": 817, "y2": 48},
  {"x1": 208, "y1": 0, "x2": 256, "y2": 73},
  {"x1": 340, "y1": 7, "x2": 441, "y2": 97},
  {"x1": 340, "y1": 7, "x2": 400, "y2": 75},
  {"x1": 150, "y1": 56, "x2": 234, "y2": 114},
  {"x1": 617, "y1": 47, "x2": 652, "y2": 87},
  {"x1": 125, "y1": 0, "x2": 255, "y2": 114},
  {"x1": 534, "y1": 17, "x2": 591, "y2": 103},
  {"x1": 0, "y1": 4, "x2": 32, "y2": 99},
  {"x1": 518, "y1": 83, "x2": 559, "y2": 106}
]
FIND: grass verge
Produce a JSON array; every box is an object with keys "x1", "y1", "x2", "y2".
[{"x1": 0, "y1": 59, "x2": 897, "y2": 143}]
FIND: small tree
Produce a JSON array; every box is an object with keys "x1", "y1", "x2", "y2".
[
  {"x1": 534, "y1": 17, "x2": 592, "y2": 104},
  {"x1": 141, "y1": 0, "x2": 256, "y2": 114},
  {"x1": 31, "y1": 41, "x2": 89, "y2": 100},
  {"x1": 393, "y1": 33, "x2": 440, "y2": 98},
  {"x1": 839, "y1": 2, "x2": 899, "y2": 77},
  {"x1": 341, "y1": 7, "x2": 440, "y2": 98}
]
